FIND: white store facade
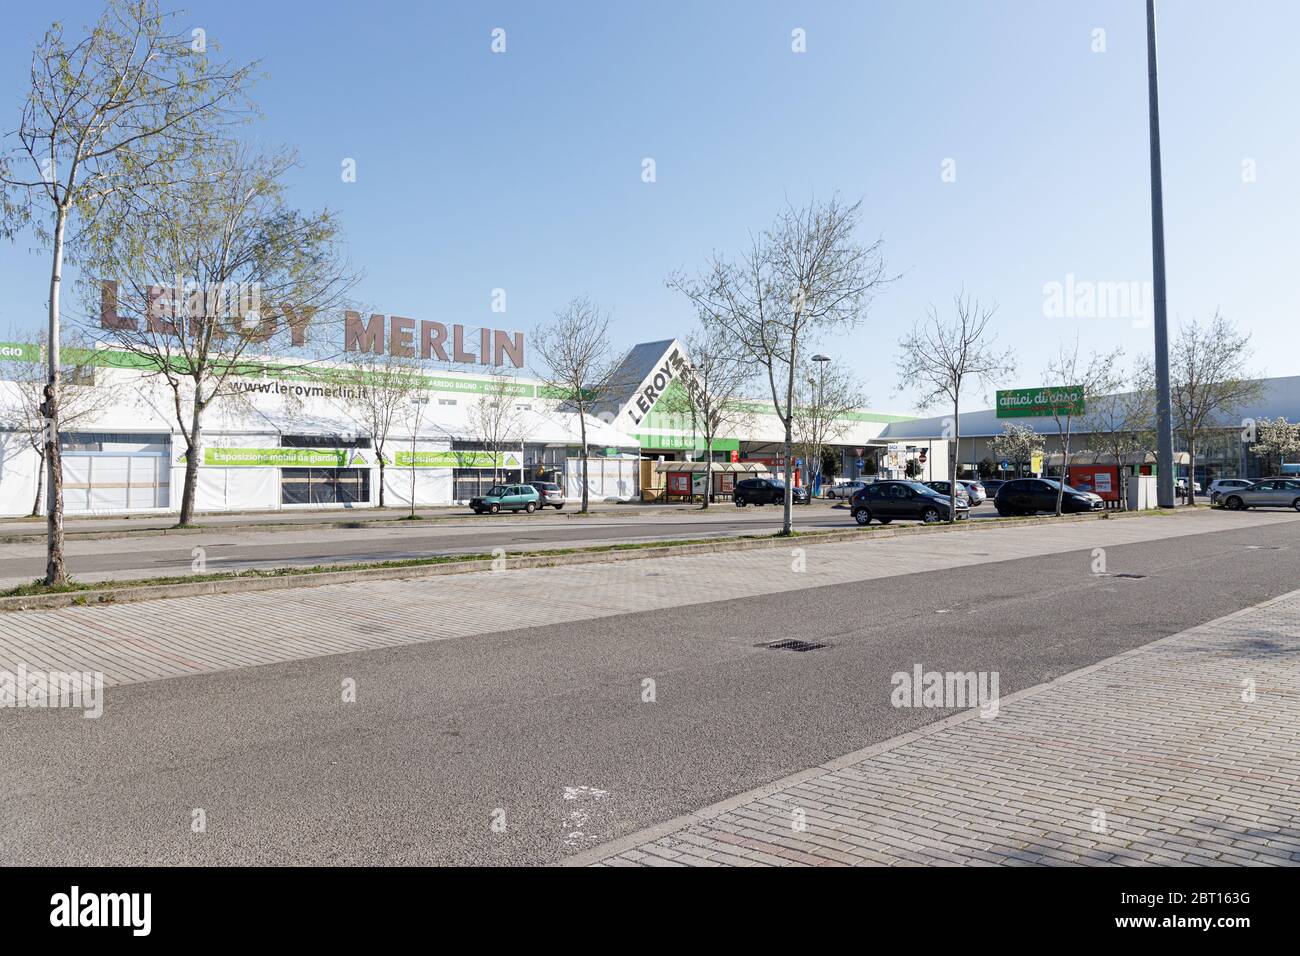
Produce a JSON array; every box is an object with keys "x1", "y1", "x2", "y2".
[
  {"x1": 0, "y1": 346, "x2": 641, "y2": 517},
  {"x1": 1, "y1": 336, "x2": 918, "y2": 517}
]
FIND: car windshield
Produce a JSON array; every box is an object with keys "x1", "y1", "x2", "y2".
[
  {"x1": 1039, "y1": 480, "x2": 1086, "y2": 494},
  {"x1": 537, "y1": 483, "x2": 558, "y2": 491},
  {"x1": 486, "y1": 486, "x2": 507, "y2": 497},
  {"x1": 904, "y1": 482, "x2": 936, "y2": 494}
]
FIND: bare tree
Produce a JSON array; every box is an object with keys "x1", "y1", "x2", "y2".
[
  {"x1": 468, "y1": 372, "x2": 527, "y2": 485},
  {"x1": 332, "y1": 350, "x2": 425, "y2": 507},
  {"x1": 990, "y1": 422, "x2": 1045, "y2": 480},
  {"x1": 669, "y1": 195, "x2": 892, "y2": 534},
  {"x1": 895, "y1": 293, "x2": 1015, "y2": 521},
  {"x1": 531, "y1": 296, "x2": 620, "y2": 513},
  {"x1": 1042, "y1": 341, "x2": 1124, "y2": 516},
  {"x1": 1080, "y1": 357, "x2": 1155, "y2": 509},
  {"x1": 680, "y1": 326, "x2": 754, "y2": 508},
  {"x1": 1252, "y1": 417, "x2": 1300, "y2": 477},
  {"x1": 1, "y1": 333, "x2": 113, "y2": 515},
  {"x1": 793, "y1": 360, "x2": 867, "y2": 500},
  {"x1": 1166, "y1": 313, "x2": 1264, "y2": 505},
  {"x1": 84, "y1": 143, "x2": 357, "y2": 525},
  {"x1": 0, "y1": 0, "x2": 255, "y2": 583}
]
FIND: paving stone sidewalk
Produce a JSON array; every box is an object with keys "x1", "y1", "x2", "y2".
[{"x1": 573, "y1": 588, "x2": 1300, "y2": 867}]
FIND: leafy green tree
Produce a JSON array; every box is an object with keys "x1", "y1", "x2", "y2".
[{"x1": 1, "y1": 0, "x2": 255, "y2": 583}]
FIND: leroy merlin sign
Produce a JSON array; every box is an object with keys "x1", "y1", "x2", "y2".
[{"x1": 996, "y1": 386, "x2": 1085, "y2": 418}]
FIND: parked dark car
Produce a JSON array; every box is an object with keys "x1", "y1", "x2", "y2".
[
  {"x1": 993, "y1": 478, "x2": 1104, "y2": 516},
  {"x1": 849, "y1": 479, "x2": 970, "y2": 525},
  {"x1": 981, "y1": 479, "x2": 1007, "y2": 497},
  {"x1": 734, "y1": 478, "x2": 809, "y2": 506},
  {"x1": 469, "y1": 484, "x2": 541, "y2": 514}
]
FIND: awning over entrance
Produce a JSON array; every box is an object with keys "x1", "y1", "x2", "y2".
[
  {"x1": 1043, "y1": 451, "x2": 1191, "y2": 467},
  {"x1": 652, "y1": 461, "x2": 771, "y2": 474}
]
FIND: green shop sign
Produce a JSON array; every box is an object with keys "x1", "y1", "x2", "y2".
[
  {"x1": 996, "y1": 386, "x2": 1085, "y2": 418},
  {"x1": 392, "y1": 450, "x2": 522, "y2": 468},
  {"x1": 202, "y1": 447, "x2": 350, "y2": 467}
]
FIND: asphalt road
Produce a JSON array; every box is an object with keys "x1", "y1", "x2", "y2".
[
  {"x1": 0, "y1": 501, "x2": 1006, "y2": 587},
  {"x1": 3, "y1": 517, "x2": 1298, "y2": 865}
]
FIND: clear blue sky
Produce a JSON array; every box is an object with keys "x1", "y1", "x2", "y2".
[{"x1": 2, "y1": 1, "x2": 1296, "y2": 413}]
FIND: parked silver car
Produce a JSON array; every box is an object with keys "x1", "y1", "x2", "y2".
[
  {"x1": 826, "y1": 480, "x2": 869, "y2": 499},
  {"x1": 1218, "y1": 478, "x2": 1300, "y2": 511},
  {"x1": 1208, "y1": 478, "x2": 1253, "y2": 503},
  {"x1": 958, "y1": 480, "x2": 986, "y2": 505}
]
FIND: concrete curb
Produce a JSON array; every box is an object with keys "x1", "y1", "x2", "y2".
[
  {"x1": 0, "y1": 506, "x2": 1183, "y2": 612},
  {"x1": 558, "y1": 583, "x2": 1300, "y2": 867}
]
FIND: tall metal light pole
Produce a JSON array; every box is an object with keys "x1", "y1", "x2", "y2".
[
  {"x1": 1146, "y1": 0, "x2": 1176, "y2": 508},
  {"x1": 812, "y1": 353, "x2": 830, "y2": 494}
]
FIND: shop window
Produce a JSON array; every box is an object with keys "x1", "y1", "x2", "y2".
[
  {"x1": 453, "y1": 468, "x2": 524, "y2": 500},
  {"x1": 281, "y1": 468, "x2": 371, "y2": 505}
]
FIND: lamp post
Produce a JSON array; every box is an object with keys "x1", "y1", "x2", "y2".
[
  {"x1": 811, "y1": 354, "x2": 831, "y2": 495},
  {"x1": 1146, "y1": 0, "x2": 1176, "y2": 508},
  {"x1": 409, "y1": 397, "x2": 429, "y2": 519}
]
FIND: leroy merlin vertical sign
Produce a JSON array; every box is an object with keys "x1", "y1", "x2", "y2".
[{"x1": 996, "y1": 386, "x2": 1085, "y2": 418}]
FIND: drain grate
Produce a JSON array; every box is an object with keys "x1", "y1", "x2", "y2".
[
  {"x1": 758, "y1": 639, "x2": 827, "y2": 652},
  {"x1": 1113, "y1": 573, "x2": 1147, "y2": 579}
]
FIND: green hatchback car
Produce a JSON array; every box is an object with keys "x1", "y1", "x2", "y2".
[{"x1": 469, "y1": 484, "x2": 541, "y2": 515}]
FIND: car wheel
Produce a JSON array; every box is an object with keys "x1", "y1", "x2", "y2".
[
  {"x1": 488, "y1": 504, "x2": 500, "y2": 514},
  {"x1": 525, "y1": 502, "x2": 536, "y2": 513},
  {"x1": 920, "y1": 507, "x2": 941, "y2": 524},
  {"x1": 1293, "y1": 498, "x2": 1300, "y2": 512},
  {"x1": 853, "y1": 508, "x2": 872, "y2": 526},
  {"x1": 877, "y1": 517, "x2": 892, "y2": 524},
  {"x1": 471, "y1": 507, "x2": 481, "y2": 514},
  {"x1": 735, "y1": 497, "x2": 746, "y2": 507},
  {"x1": 1225, "y1": 496, "x2": 1244, "y2": 511},
  {"x1": 554, "y1": 503, "x2": 564, "y2": 510}
]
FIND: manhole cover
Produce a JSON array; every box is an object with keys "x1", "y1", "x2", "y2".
[{"x1": 757, "y1": 639, "x2": 826, "y2": 652}]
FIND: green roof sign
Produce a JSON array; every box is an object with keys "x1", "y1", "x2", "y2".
[{"x1": 996, "y1": 386, "x2": 1085, "y2": 418}]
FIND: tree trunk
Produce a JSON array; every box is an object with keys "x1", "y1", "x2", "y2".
[
  {"x1": 950, "y1": 399, "x2": 960, "y2": 523},
  {"x1": 31, "y1": 451, "x2": 46, "y2": 517},
  {"x1": 1186, "y1": 437, "x2": 1197, "y2": 505},
  {"x1": 702, "y1": 436, "x2": 713, "y2": 510},
  {"x1": 178, "y1": 404, "x2": 205, "y2": 526},
  {"x1": 1055, "y1": 435, "x2": 1069, "y2": 516},
  {"x1": 579, "y1": 414, "x2": 590, "y2": 513},
  {"x1": 378, "y1": 459, "x2": 386, "y2": 508},
  {"x1": 180, "y1": 441, "x2": 201, "y2": 526},
  {"x1": 44, "y1": 208, "x2": 68, "y2": 586}
]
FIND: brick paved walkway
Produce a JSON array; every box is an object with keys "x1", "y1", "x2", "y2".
[
  {"x1": 0, "y1": 510, "x2": 1292, "y2": 689},
  {"x1": 571, "y1": 588, "x2": 1300, "y2": 867}
]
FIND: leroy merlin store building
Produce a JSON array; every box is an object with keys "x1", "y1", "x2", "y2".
[{"x1": 0, "y1": 337, "x2": 915, "y2": 517}]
